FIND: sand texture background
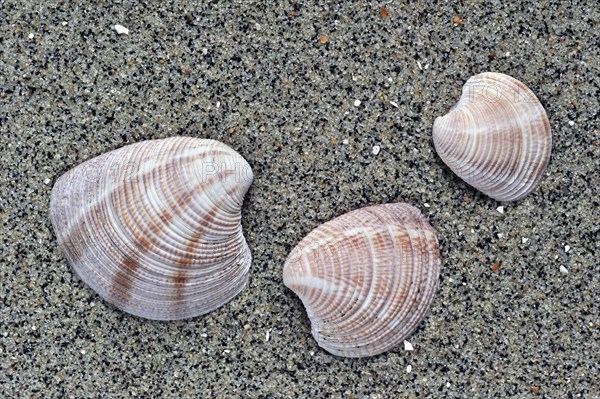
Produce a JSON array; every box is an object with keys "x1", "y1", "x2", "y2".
[{"x1": 1, "y1": 1, "x2": 598, "y2": 398}]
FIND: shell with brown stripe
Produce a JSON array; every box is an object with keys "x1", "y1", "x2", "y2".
[{"x1": 50, "y1": 136, "x2": 253, "y2": 320}]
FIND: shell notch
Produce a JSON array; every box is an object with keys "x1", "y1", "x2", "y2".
[
  {"x1": 283, "y1": 203, "x2": 440, "y2": 358},
  {"x1": 433, "y1": 72, "x2": 552, "y2": 201},
  {"x1": 50, "y1": 136, "x2": 253, "y2": 320}
]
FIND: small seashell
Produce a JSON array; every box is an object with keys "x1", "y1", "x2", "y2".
[
  {"x1": 50, "y1": 137, "x2": 253, "y2": 320},
  {"x1": 433, "y1": 72, "x2": 552, "y2": 201},
  {"x1": 283, "y1": 203, "x2": 440, "y2": 358}
]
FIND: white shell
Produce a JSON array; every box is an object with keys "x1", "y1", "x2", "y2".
[
  {"x1": 433, "y1": 72, "x2": 552, "y2": 201},
  {"x1": 50, "y1": 137, "x2": 253, "y2": 320},
  {"x1": 283, "y1": 203, "x2": 440, "y2": 358}
]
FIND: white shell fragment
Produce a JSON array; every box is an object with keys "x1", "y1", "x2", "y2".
[
  {"x1": 433, "y1": 72, "x2": 552, "y2": 201},
  {"x1": 283, "y1": 203, "x2": 440, "y2": 358},
  {"x1": 114, "y1": 24, "x2": 129, "y2": 35},
  {"x1": 50, "y1": 137, "x2": 253, "y2": 320}
]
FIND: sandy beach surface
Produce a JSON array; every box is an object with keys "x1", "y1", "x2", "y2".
[{"x1": 1, "y1": 1, "x2": 598, "y2": 398}]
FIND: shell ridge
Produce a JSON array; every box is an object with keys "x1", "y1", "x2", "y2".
[
  {"x1": 327, "y1": 208, "x2": 414, "y2": 350},
  {"x1": 353, "y1": 222, "x2": 426, "y2": 354}
]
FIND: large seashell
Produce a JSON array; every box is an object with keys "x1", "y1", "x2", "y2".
[
  {"x1": 50, "y1": 137, "x2": 253, "y2": 320},
  {"x1": 283, "y1": 203, "x2": 440, "y2": 358},
  {"x1": 433, "y1": 72, "x2": 552, "y2": 201}
]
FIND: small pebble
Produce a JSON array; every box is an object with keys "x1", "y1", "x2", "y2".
[
  {"x1": 404, "y1": 340, "x2": 413, "y2": 351},
  {"x1": 564, "y1": 245, "x2": 570, "y2": 252},
  {"x1": 389, "y1": 101, "x2": 399, "y2": 108},
  {"x1": 559, "y1": 265, "x2": 568, "y2": 274},
  {"x1": 568, "y1": 120, "x2": 575, "y2": 126},
  {"x1": 496, "y1": 206, "x2": 504, "y2": 214},
  {"x1": 342, "y1": 139, "x2": 349, "y2": 145},
  {"x1": 44, "y1": 178, "x2": 51, "y2": 185},
  {"x1": 423, "y1": 203, "x2": 430, "y2": 208},
  {"x1": 62, "y1": 22, "x2": 68, "y2": 26},
  {"x1": 28, "y1": 33, "x2": 34, "y2": 39},
  {"x1": 354, "y1": 99, "x2": 361, "y2": 107},
  {"x1": 372, "y1": 145, "x2": 380, "y2": 155},
  {"x1": 406, "y1": 365, "x2": 412, "y2": 373},
  {"x1": 522, "y1": 237, "x2": 529, "y2": 244}
]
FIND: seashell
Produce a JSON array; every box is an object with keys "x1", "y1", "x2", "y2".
[
  {"x1": 433, "y1": 72, "x2": 552, "y2": 201},
  {"x1": 283, "y1": 203, "x2": 440, "y2": 358},
  {"x1": 49, "y1": 137, "x2": 253, "y2": 320}
]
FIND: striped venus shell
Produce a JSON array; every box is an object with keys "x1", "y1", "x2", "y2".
[
  {"x1": 433, "y1": 72, "x2": 552, "y2": 201},
  {"x1": 283, "y1": 203, "x2": 440, "y2": 358},
  {"x1": 49, "y1": 137, "x2": 253, "y2": 320}
]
